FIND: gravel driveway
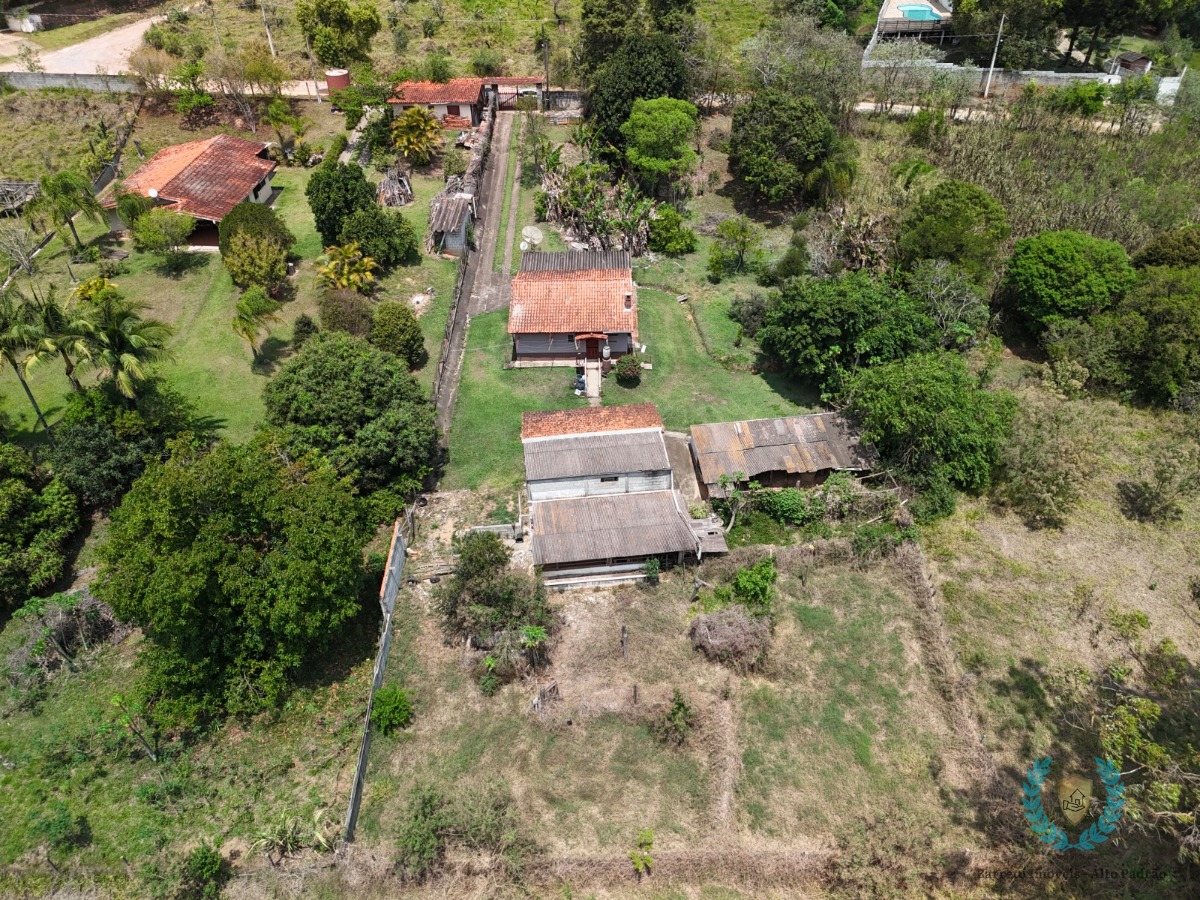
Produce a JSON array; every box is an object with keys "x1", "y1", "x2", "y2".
[{"x1": 0, "y1": 16, "x2": 160, "y2": 74}]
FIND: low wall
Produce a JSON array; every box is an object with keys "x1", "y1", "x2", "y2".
[{"x1": 0, "y1": 71, "x2": 138, "y2": 93}]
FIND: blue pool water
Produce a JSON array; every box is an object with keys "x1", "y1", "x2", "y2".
[{"x1": 899, "y1": 3, "x2": 942, "y2": 20}]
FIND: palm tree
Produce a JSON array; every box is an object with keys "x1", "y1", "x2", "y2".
[
  {"x1": 317, "y1": 242, "x2": 378, "y2": 293},
  {"x1": 82, "y1": 290, "x2": 174, "y2": 400},
  {"x1": 264, "y1": 97, "x2": 299, "y2": 150},
  {"x1": 231, "y1": 286, "x2": 281, "y2": 361},
  {"x1": 25, "y1": 288, "x2": 93, "y2": 393},
  {"x1": 392, "y1": 106, "x2": 443, "y2": 165},
  {"x1": 32, "y1": 170, "x2": 105, "y2": 251},
  {"x1": 0, "y1": 289, "x2": 53, "y2": 439}
]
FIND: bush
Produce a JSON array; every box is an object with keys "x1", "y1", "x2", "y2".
[
  {"x1": 305, "y1": 161, "x2": 377, "y2": 245},
  {"x1": 613, "y1": 353, "x2": 641, "y2": 384},
  {"x1": 896, "y1": 180, "x2": 1010, "y2": 285},
  {"x1": 224, "y1": 230, "x2": 288, "y2": 290},
  {"x1": 339, "y1": 204, "x2": 419, "y2": 268},
  {"x1": 443, "y1": 148, "x2": 467, "y2": 179},
  {"x1": 729, "y1": 292, "x2": 773, "y2": 338},
  {"x1": 217, "y1": 202, "x2": 296, "y2": 258},
  {"x1": 470, "y1": 47, "x2": 503, "y2": 76},
  {"x1": 534, "y1": 190, "x2": 549, "y2": 221},
  {"x1": 707, "y1": 215, "x2": 762, "y2": 282},
  {"x1": 731, "y1": 556, "x2": 777, "y2": 615},
  {"x1": 131, "y1": 208, "x2": 195, "y2": 260},
  {"x1": 908, "y1": 107, "x2": 947, "y2": 147},
  {"x1": 653, "y1": 689, "x2": 695, "y2": 746},
  {"x1": 643, "y1": 557, "x2": 660, "y2": 584},
  {"x1": 1003, "y1": 230, "x2": 1135, "y2": 332},
  {"x1": 318, "y1": 288, "x2": 372, "y2": 337},
  {"x1": 180, "y1": 842, "x2": 229, "y2": 900},
  {"x1": 1133, "y1": 225, "x2": 1200, "y2": 269},
  {"x1": 371, "y1": 685, "x2": 414, "y2": 735},
  {"x1": 689, "y1": 605, "x2": 771, "y2": 671},
  {"x1": 647, "y1": 205, "x2": 697, "y2": 255},
  {"x1": 370, "y1": 301, "x2": 425, "y2": 368},
  {"x1": 292, "y1": 313, "x2": 319, "y2": 349},
  {"x1": 729, "y1": 89, "x2": 837, "y2": 203},
  {"x1": 758, "y1": 488, "x2": 825, "y2": 527},
  {"x1": 33, "y1": 803, "x2": 91, "y2": 850},
  {"x1": 434, "y1": 532, "x2": 551, "y2": 643},
  {"x1": 1, "y1": 443, "x2": 79, "y2": 611},
  {"x1": 1116, "y1": 439, "x2": 1200, "y2": 524}
]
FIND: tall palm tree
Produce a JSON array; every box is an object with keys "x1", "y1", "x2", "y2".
[
  {"x1": 25, "y1": 288, "x2": 94, "y2": 393},
  {"x1": 231, "y1": 287, "x2": 281, "y2": 361},
  {"x1": 32, "y1": 170, "x2": 105, "y2": 251},
  {"x1": 0, "y1": 289, "x2": 53, "y2": 440},
  {"x1": 81, "y1": 290, "x2": 174, "y2": 400}
]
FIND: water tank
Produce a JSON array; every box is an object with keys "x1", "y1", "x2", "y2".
[
  {"x1": 602, "y1": 345, "x2": 611, "y2": 360},
  {"x1": 325, "y1": 69, "x2": 351, "y2": 92}
]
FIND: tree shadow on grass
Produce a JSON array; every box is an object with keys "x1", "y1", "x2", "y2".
[
  {"x1": 251, "y1": 336, "x2": 291, "y2": 376},
  {"x1": 293, "y1": 584, "x2": 384, "y2": 693},
  {"x1": 713, "y1": 177, "x2": 791, "y2": 230},
  {"x1": 154, "y1": 252, "x2": 212, "y2": 279},
  {"x1": 759, "y1": 369, "x2": 822, "y2": 409}
]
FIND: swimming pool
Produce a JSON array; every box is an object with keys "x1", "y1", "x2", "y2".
[{"x1": 898, "y1": 3, "x2": 942, "y2": 20}]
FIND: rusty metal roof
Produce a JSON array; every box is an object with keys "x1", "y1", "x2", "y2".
[
  {"x1": 521, "y1": 404, "x2": 662, "y2": 439},
  {"x1": 520, "y1": 250, "x2": 631, "y2": 273},
  {"x1": 524, "y1": 429, "x2": 670, "y2": 481},
  {"x1": 690, "y1": 413, "x2": 877, "y2": 494},
  {"x1": 530, "y1": 490, "x2": 698, "y2": 566},
  {"x1": 429, "y1": 194, "x2": 473, "y2": 233}
]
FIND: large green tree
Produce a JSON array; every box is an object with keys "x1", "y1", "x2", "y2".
[
  {"x1": 758, "y1": 272, "x2": 939, "y2": 390},
  {"x1": 95, "y1": 439, "x2": 368, "y2": 723},
  {"x1": 1003, "y1": 229, "x2": 1135, "y2": 331},
  {"x1": 729, "y1": 90, "x2": 838, "y2": 204},
  {"x1": 577, "y1": 0, "x2": 639, "y2": 75},
  {"x1": 896, "y1": 180, "x2": 1011, "y2": 286},
  {"x1": 305, "y1": 162, "x2": 377, "y2": 246},
  {"x1": 263, "y1": 331, "x2": 438, "y2": 493},
  {"x1": 296, "y1": 0, "x2": 381, "y2": 67},
  {"x1": 588, "y1": 32, "x2": 691, "y2": 151},
  {"x1": 339, "y1": 204, "x2": 419, "y2": 269},
  {"x1": 620, "y1": 97, "x2": 699, "y2": 194},
  {"x1": 0, "y1": 442, "x2": 78, "y2": 611},
  {"x1": 844, "y1": 352, "x2": 1016, "y2": 494}
]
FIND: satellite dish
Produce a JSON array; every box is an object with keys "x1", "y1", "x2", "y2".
[
  {"x1": 147, "y1": 188, "x2": 158, "y2": 198},
  {"x1": 521, "y1": 225, "x2": 544, "y2": 248},
  {"x1": 519, "y1": 241, "x2": 529, "y2": 251}
]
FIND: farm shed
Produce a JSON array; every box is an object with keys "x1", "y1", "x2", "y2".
[
  {"x1": 427, "y1": 193, "x2": 475, "y2": 256},
  {"x1": 690, "y1": 412, "x2": 877, "y2": 498}
]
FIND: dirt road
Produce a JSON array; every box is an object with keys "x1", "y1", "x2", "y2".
[{"x1": 0, "y1": 16, "x2": 159, "y2": 74}]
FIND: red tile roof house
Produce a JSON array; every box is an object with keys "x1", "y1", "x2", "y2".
[
  {"x1": 388, "y1": 78, "x2": 487, "y2": 129},
  {"x1": 507, "y1": 250, "x2": 639, "y2": 368},
  {"x1": 102, "y1": 135, "x2": 276, "y2": 241}
]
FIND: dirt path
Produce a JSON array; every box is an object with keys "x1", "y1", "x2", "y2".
[
  {"x1": 431, "y1": 111, "x2": 515, "y2": 440},
  {"x1": 711, "y1": 695, "x2": 740, "y2": 829},
  {"x1": 500, "y1": 123, "x2": 523, "y2": 279},
  {"x1": 0, "y1": 15, "x2": 160, "y2": 74}
]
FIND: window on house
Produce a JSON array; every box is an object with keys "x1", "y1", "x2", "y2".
[
  {"x1": 600, "y1": 476, "x2": 619, "y2": 483},
  {"x1": 447, "y1": 104, "x2": 460, "y2": 116}
]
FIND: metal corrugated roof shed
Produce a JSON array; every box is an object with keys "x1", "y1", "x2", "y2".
[
  {"x1": 519, "y1": 250, "x2": 631, "y2": 273},
  {"x1": 429, "y1": 194, "x2": 474, "y2": 233},
  {"x1": 524, "y1": 429, "x2": 670, "y2": 481},
  {"x1": 690, "y1": 412, "x2": 877, "y2": 495},
  {"x1": 531, "y1": 490, "x2": 698, "y2": 566}
]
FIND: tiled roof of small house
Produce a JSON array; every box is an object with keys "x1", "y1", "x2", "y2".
[
  {"x1": 508, "y1": 267, "x2": 638, "y2": 339},
  {"x1": 521, "y1": 403, "x2": 663, "y2": 440},
  {"x1": 389, "y1": 78, "x2": 485, "y2": 105}
]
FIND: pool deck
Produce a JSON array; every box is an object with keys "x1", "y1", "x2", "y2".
[{"x1": 877, "y1": 0, "x2": 953, "y2": 33}]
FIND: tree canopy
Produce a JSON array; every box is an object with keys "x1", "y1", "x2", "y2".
[
  {"x1": 262, "y1": 331, "x2": 438, "y2": 494},
  {"x1": 729, "y1": 90, "x2": 837, "y2": 204},
  {"x1": 95, "y1": 438, "x2": 368, "y2": 724},
  {"x1": 305, "y1": 162, "x2": 378, "y2": 246},
  {"x1": 588, "y1": 32, "x2": 691, "y2": 151},
  {"x1": 844, "y1": 352, "x2": 1016, "y2": 495},
  {"x1": 1003, "y1": 229, "x2": 1136, "y2": 331},
  {"x1": 896, "y1": 180, "x2": 1011, "y2": 285},
  {"x1": 1133, "y1": 225, "x2": 1200, "y2": 269},
  {"x1": 339, "y1": 204, "x2": 419, "y2": 269},
  {"x1": 0, "y1": 442, "x2": 78, "y2": 611},
  {"x1": 758, "y1": 272, "x2": 939, "y2": 390},
  {"x1": 217, "y1": 202, "x2": 296, "y2": 259},
  {"x1": 296, "y1": 0, "x2": 381, "y2": 67},
  {"x1": 620, "y1": 97, "x2": 700, "y2": 190},
  {"x1": 577, "y1": 0, "x2": 639, "y2": 75},
  {"x1": 369, "y1": 301, "x2": 425, "y2": 369}
]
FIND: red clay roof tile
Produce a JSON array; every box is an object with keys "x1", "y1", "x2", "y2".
[
  {"x1": 508, "y1": 268, "x2": 638, "y2": 339},
  {"x1": 521, "y1": 404, "x2": 663, "y2": 440}
]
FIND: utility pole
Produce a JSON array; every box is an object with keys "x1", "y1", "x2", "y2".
[
  {"x1": 304, "y1": 33, "x2": 323, "y2": 103},
  {"x1": 983, "y1": 13, "x2": 1006, "y2": 99},
  {"x1": 207, "y1": 0, "x2": 222, "y2": 48},
  {"x1": 540, "y1": 24, "x2": 550, "y2": 112},
  {"x1": 261, "y1": 0, "x2": 277, "y2": 56}
]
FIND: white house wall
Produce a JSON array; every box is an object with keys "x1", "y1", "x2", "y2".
[{"x1": 527, "y1": 469, "x2": 672, "y2": 501}]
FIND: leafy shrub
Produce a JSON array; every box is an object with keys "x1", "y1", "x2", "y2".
[
  {"x1": 653, "y1": 690, "x2": 694, "y2": 746},
  {"x1": 1133, "y1": 225, "x2": 1200, "y2": 269},
  {"x1": 613, "y1": 353, "x2": 641, "y2": 384},
  {"x1": 339, "y1": 204, "x2": 419, "y2": 269},
  {"x1": 306, "y1": 161, "x2": 377, "y2": 245},
  {"x1": 731, "y1": 556, "x2": 777, "y2": 615},
  {"x1": 434, "y1": 532, "x2": 551, "y2": 643},
  {"x1": 851, "y1": 523, "x2": 907, "y2": 561},
  {"x1": 628, "y1": 829, "x2": 654, "y2": 878},
  {"x1": 1, "y1": 443, "x2": 79, "y2": 611},
  {"x1": 533, "y1": 190, "x2": 549, "y2": 221},
  {"x1": 729, "y1": 291, "x2": 773, "y2": 338},
  {"x1": 643, "y1": 557, "x2": 660, "y2": 584},
  {"x1": 896, "y1": 180, "x2": 1010, "y2": 285},
  {"x1": 224, "y1": 230, "x2": 288, "y2": 290},
  {"x1": 33, "y1": 802, "x2": 91, "y2": 850},
  {"x1": 396, "y1": 783, "x2": 531, "y2": 881},
  {"x1": 397, "y1": 786, "x2": 448, "y2": 879},
  {"x1": 1116, "y1": 440, "x2": 1200, "y2": 523},
  {"x1": 318, "y1": 288, "x2": 372, "y2": 337},
  {"x1": 908, "y1": 107, "x2": 947, "y2": 147},
  {"x1": 470, "y1": 47, "x2": 503, "y2": 76},
  {"x1": 370, "y1": 301, "x2": 425, "y2": 368},
  {"x1": 648, "y1": 204, "x2": 697, "y2": 255},
  {"x1": 217, "y1": 202, "x2": 296, "y2": 258},
  {"x1": 371, "y1": 685, "x2": 413, "y2": 735},
  {"x1": 391, "y1": 26, "x2": 410, "y2": 55},
  {"x1": 292, "y1": 313, "x2": 319, "y2": 349},
  {"x1": 179, "y1": 842, "x2": 229, "y2": 900},
  {"x1": 443, "y1": 148, "x2": 467, "y2": 179},
  {"x1": 758, "y1": 488, "x2": 825, "y2": 527},
  {"x1": 707, "y1": 215, "x2": 762, "y2": 282}
]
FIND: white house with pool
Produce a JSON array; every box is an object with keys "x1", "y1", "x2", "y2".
[{"x1": 877, "y1": 0, "x2": 952, "y2": 34}]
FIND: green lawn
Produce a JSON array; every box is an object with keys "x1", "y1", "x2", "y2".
[{"x1": 441, "y1": 288, "x2": 817, "y2": 492}]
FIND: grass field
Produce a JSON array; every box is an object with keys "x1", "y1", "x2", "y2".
[
  {"x1": 0, "y1": 89, "x2": 134, "y2": 181},
  {"x1": 441, "y1": 289, "x2": 817, "y2": 493},
  {"x1": 356, "y1": 552, "x2": 970, "y2": 877}
]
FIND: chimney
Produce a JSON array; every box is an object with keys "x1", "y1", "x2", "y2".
[{"x1": 624, "y1": 291, "x2": 632, "y2": 311}]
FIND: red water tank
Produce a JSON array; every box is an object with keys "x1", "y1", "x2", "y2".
[{"x1": 325, "y1": 69, "x2": 351, "y2": 92}]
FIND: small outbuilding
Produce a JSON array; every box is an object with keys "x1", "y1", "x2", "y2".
[
  {"x1": 1114, "y1": 51, "x2": 1153, "y2": 76},
  {"x1": 389, "y1": 78, "x2": 487, "y2": 128},
  {"x1": 427, "y1": 192, "x2": 475, "y2": 255},
  {"x1": 690, "y1": 412, "x2": 876, "y2": 498}
]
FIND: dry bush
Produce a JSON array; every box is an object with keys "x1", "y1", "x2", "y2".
[
  {"x1": 688, "y1": 606, "x2": 771, "y2": 672},
  {"x1": 5, "y1": 592, "x2": 129, "y2": 693}
]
